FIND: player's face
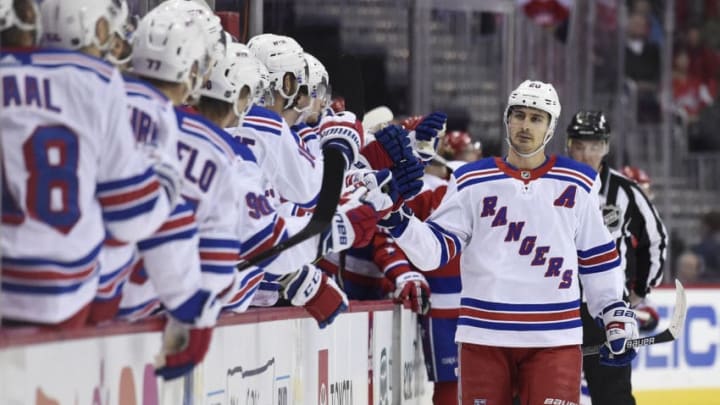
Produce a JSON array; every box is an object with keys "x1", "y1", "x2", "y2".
[
  {"x1": 507, "y1": 107, "x2": 549, "y2": 154},
  {"x1": 567, "y1": 138, "x2": 608, "y2": 170}
]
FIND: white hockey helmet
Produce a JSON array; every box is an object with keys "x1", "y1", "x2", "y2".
[
  {"x1": 0, "y1": 0, "x2": 40, "y2": 41},
  {"x1": 150, "y1": 0, "x2": 225, "y2": 77},
  {"x1": 40, "y1": 0, "x2": 122, "y2": 51},
  {"x1": 200, "y1": 42, "x2": 266, "y2": 120},
  {"x1": 247, "y1": 33, "x2": 305, "y2": 105},
  {"x1": 131, "y1": 9, "x2": 209, "y2": 98},
  {"x1": 303, "y1": 52, "x2": 330, "y2": 103},
  {"x1": 105, "y1": 0, "x2": 132, "y2": 65},
  {"x1": 503, "y1": 80, "x2": 561, "y2": 158}
]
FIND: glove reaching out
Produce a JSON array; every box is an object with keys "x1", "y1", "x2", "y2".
[
  {"x1": 281, "y1": 265, "x2": 349, "y2": 328},
  {"x1": 361, "y1": 124, "x2": 414, "y2": 170},
  {"x1": 410, "y1": 112, "x2": 448, "y2": 162},
  {"x1": 318, "y1": 168, "x2": 396, "y2": 256},
  {"x1": 597, "y1": 301, "x2": 639, "y2": 367},
  {"x1": 319, "y1": 111, "x2": 365, "y2": 170},
  {"x1": 391, "y1": 271, "x2": 431, "y2": 315}
]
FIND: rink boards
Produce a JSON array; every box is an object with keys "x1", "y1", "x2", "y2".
[
  {"x1": 0, "y1": 301, "x2": 432, "y2": 405},
  {"x1": 1, "y1": 288, "x2": 719, "y2": 404},
  {"x1": 632, "y1": 286, "x2": 720, "y2": 405}
]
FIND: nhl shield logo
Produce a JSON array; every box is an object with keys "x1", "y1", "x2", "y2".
[{"x1": 520, "y1": 171, "x2": 531, "y2": 179}]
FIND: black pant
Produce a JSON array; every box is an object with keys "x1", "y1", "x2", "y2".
[{"x1": 581, "y1": 303, "x2": 636, "y2": 405}]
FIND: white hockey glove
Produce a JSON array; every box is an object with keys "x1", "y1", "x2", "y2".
[
  {"x1": 319, "y1": 111, "x2": 365, "y2": 170},
  {"x1": 317, "y1": 169, "x2": 393, "y2": 257},
  {"x1": 281, "y1": 265, "x2": 349, "y2": 329},
  {"x1": 597, "y1": 301, "x2": 639, "y2": 367}
]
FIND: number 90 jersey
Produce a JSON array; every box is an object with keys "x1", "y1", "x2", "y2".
[{"x1": 0, "y1": 49, "x2": 172, "y2": 324}]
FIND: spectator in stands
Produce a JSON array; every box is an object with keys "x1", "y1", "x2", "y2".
[
  {"x1": 684, "y1": 26, "x2": 719, "y2": 84},
  {"x1": 701, "y1": 0, "x2": 720, "y2": 49},
  {"x1": 625, "y1": 12, "x2": 662, "y2": 122},
  {"x1": 693, "y1": 211, "x2": 720, "y2": 280},
  {"x1": 675, "y1": 251, "x2": 703, "y2": 284},
  {"x1": 631, "y1": 0, "x2": 664, "y2": 46},
  {"x1": 672, "y1": 48, "x2": 716, "y2": 126}
]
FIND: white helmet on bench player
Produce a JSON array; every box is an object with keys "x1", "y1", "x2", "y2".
[
  {"x1": 247, "y1": 33, "x2": 305, "y2": 108},
  {"x1": 131, "y1": 8, "x2": 209, "y2": 100},
  {"x1": 201, "y1": 42, "x2": 267, "y2": 120},
  {"x1": 40, "y1": 0, "x2": 121, "y2": 52}
]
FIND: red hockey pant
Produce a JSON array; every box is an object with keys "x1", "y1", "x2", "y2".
[{"x1": 458, "y1": 342, "x2": 581, "y2": 405}]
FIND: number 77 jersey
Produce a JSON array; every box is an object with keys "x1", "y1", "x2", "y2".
[{"x1": 0, "y1": 49, "x2": 174, "y2": 324}]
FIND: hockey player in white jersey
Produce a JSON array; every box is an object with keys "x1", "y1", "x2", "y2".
[
  {"x1": 234, "y1": 34, "x2": 363, "y2": 210},
  {"x1": 193, "y1": 41, "x2": 386, "y2": 327},
  {"x1": 287, "y1": 52, "x2": 331, "y2": 159},
  {"x1": 113, "y1": 7, "x2": 242, "y2": 379},
  {"x1": 0, "y1": 0, "x2": 181, "y2": 328},
  {"x1": 378, "y1": 80, "x2": 637, "y2": 405}
]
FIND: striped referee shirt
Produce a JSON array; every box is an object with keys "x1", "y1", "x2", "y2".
[{"x1": 597, "y1": 163, "x2": 668, "y2": 297}]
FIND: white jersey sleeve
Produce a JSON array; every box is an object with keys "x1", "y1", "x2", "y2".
[
  {"x1": 577, "y1": 174, "x2": 625, "y2": 319},
  {"x1": 231, "y1": 105, "x2": 322, "y2": 209},
  {"x1": 0, "y1": 49, "x2": 169, "y2": 324},
  {"x1": 392, "y1": 175, "x2": 470, "y2": 271}
]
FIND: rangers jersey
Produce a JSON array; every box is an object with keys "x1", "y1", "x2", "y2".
[
  {"x1": 230, "y1": 104, "x2": 321, "y2": 209},
  {"x1": 392, "y1": 155, "x2": 625, "y2": 348},
  {"x1": 0, "y1": 49, "x2": 172, "y2": 324},
  {"x1": 117, "y1": 77, "x2": 202, "y2": 322}
]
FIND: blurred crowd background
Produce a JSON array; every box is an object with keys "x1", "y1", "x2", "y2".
[{"x1": 125, "y1": 0, "x2": 720, "y2": 285}]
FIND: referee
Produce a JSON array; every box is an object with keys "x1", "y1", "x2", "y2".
[{"x1": 566, "y1": 110, "x2": 668, "y2": 405}]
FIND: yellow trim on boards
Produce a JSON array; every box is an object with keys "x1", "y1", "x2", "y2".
[{"x1": 635, "y1": 389, "x2": 720, "y2": 405}]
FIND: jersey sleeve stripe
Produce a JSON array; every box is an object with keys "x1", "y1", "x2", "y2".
[
  {"x1": 577, "y1": 249, "x2": 619, "y2": 266},
  {"x1": 96, "y1": 168, "x2": 158, "y2": 197},
  {"x1": 116, "y1": 298, "x2": 161, "y2": 320},
  {"x1": 578, "y1": 257, "x2": 621, "y2": 275},
  {"x1": 427, "y1": 220, "x2": 461, "y2": 266},
  {"x1": 240, "y1": 217, "x2": 288, "y2": 259},
  {"x1": 577, "y1": 241, "x2": 616, "y2": 258},
  {"x1": 223, "y1": 268, "x2": 265, "y2": 310},
  {"x1": 199, "y1": 237, "x2": 241, "y2": 275},
  {"x1": 96, "y1": 254, "x2": 136, "y2": 299}
]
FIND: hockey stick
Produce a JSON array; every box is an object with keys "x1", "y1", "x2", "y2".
[
  {"x1": 582, "y1": 279, "x2": 687, "y2": 356},
  {"x1": 236, "y1": 148, "x2": 346, "y2": 271}
]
